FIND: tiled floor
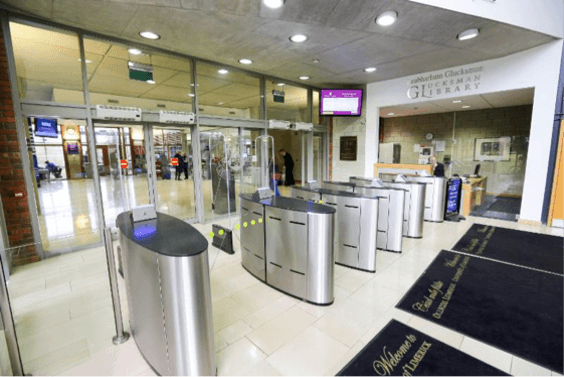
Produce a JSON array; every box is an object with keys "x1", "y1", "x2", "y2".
[{"x1": 6, "y1": 213, "x2": 563, "y2": 376}]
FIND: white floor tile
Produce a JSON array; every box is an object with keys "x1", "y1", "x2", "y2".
[
  {"x1": 212, "y1": 296, "x2": 252, "y2": 332},
  {"x1": 216, "y1": 320, "x2": 253, "y2": 345},
  {"x1": 314, "y1": 312, "x2": 370, "y2": 348},
  {"x1": 511, "y1": 356, "x2": 552, "y2": 376},
  {"x1": 459, "y1": 336, "x2": 513, "y2": 373},
  {"x1": 243, "y1": 296, "x2": 297, "y2": 329},
  {"x1": 266, "y1": 326, "x2": 349, "y2": 376},
  {"x1": 406, "y1": 315, "x2": 464, "y2": 349},
  {"x1": 215, "y1": 337, "x2": 267, "y2": 376},
  {"x1": 242, "y1": 360, "x2": 282, "y2": 376}
]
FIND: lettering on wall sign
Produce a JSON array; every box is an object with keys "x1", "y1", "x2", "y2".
[{"x1": 406, "y1": 66, "x2": 484, "y2": 100}]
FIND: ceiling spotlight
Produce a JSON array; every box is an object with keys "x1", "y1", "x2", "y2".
[
  {"x1": 139, "y1": 31, "x2": 161, "y2": 40},
  {"x1": 128, "y1": 48, "x2": 142, "y2": 55},
  {"x1": 77, "y1": 58, "x2": 92, "y2": 64},
  {"x1": 457, "y1": 28, "x2": 480, "y2": 41},
  {"x1": 146, "y1": 79, "x2": 156, "y2": 84},
  {"x1": 218, "y1": 69, "x2": 228, "y2": 74},
  {"x1": 299, "y1": 76, "x2": 310, "y2": 80},
  {"x1": 452, "y1": 100, "x2": 462, "y2": 103},
  {"x1": 277, "y1": 83, "x2": 285, "y2": 86},
  {"x1": 218, "y1": 102, "x2": 224, "y2": 105},
  {"x1": 364, "y1": 67, "x2": 377, "y2": 73},
  {"x1": 290, "y1": 34, "x2": 308, "y2": 43},
  {"x1": 387, "y1": 112, "x2": 395, "y2": 116},
  {"x1": 188, "y1": 93, "x2": 195, "y2": 97},
  {"x1": 263, "y1": 0, "x2": 285, "y2": 9},
  {"x1": 312, "y1": 59, "x2": 320, "y2": 63},
  {"x1": 462, "y1": 105, "x2": 471, "y2": 108},
  {"x1": 376, "y1": 11, "x2": 398, "y2": 26},
  {"x1": 238, "y1": 58, "x2": 253, "y2": 65}
]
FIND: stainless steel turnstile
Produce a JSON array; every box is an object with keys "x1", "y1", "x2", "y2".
[
  {"x1": 117, "y1": 212, "x2": 215, "y2": 376},
  {"x1": 354, "y1": 186, "x2": 405, "y2": 253},
  {"x1": 323, "y1": 181, "x2": 354, "y2": 192},
  {"x1": 404, "y1": 176, "x2": 447, "y2": 222},
  {"x1": 291, "y1": 186, "x2": 381, "y2": 272},
  {"x1": 240, "y1": 195, "x2": 335, "y2": 305}
]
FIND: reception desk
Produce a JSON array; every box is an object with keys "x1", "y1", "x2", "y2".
[
  {"x1": 291, "y1": 187, "x2": 381, "y2": 272},
  {"x1": 240, "y1": 194, "x2": 335, "y2": 305},
  {"x1": 117, "y1": 212, "x2": 215, "y2": 376},
  {"x1": 461, "y1": 176, "x2": 488, "y2": 216}
]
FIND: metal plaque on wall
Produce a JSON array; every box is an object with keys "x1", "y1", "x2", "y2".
[{"x1": 340, "y1": 136, "x2": 357, "y2": 161}]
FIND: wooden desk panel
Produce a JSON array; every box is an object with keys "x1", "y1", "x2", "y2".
[{"x1": 462, "y1": 177, "x2": 487, "y2": 216}]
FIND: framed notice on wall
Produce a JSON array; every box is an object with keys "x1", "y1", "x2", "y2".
[
  {"x1": 474, "y1": 137, "x2": 511, "y2": 161},
  {"x1": 340, "y1": 136, "x2": 357, "y2": 161}
]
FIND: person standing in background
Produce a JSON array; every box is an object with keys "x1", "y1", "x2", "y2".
[
  {"x1": 182, "y1": 152, "x2": 189, "y2": 179},
  {"x1": 279, "y1": 149, "x2": 295, "y2": 186},
  {"x1": 429, "y1": 156, "x2": 445, "y2": 177},
  {"x1": 174, "y1": 151, "x2": 183, "y2": 180}
]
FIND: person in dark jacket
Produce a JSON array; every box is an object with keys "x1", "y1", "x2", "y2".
[
  {"x1": 279, "y1": 149, "x2": 295, "y2": 186},
  {"x1": 174, "y1": 152, "x2": 183, "y2": 180},
  {"x1": 429, "y1": 156, "x2": 445, "y2": 177},
  {"x1": 182, "y1": 152, "x2": 189, "y2": 179}
]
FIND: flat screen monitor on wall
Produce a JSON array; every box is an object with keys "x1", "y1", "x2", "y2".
[
  {"x1": 320, "y1": 89, "x2": 363, "y2": 116},
  {"x1": 34, "y1": 118, "x2": 58, "y2": 138}
]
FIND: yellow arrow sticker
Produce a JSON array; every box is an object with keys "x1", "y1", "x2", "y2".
[
  {"x1": 208, "y1": 232, "x2": 214, "y2": 238},
  {"x1": 235, "y1": 224, "x2": 240, "y2": 230},
  {"x1": 218, "y1": 229, "x2": 224, "y2": 235},
  {"x1": 243, "y1": 222, "x2": 248, "y2": 227},
  {"x1": 258, "y1": 218, "x2": 263, "y2": 223},
  {"x1": 251, "y1": 220, "x2": 256, "y2": 225}
]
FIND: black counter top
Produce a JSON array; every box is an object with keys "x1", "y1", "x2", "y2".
[
  {"x1": 240, "y1": 194, "x2": 336, "y2": 214},
  {"x1": 117, "y1": 212, "x2": 208, "y2": 257},
  {"x1": 323, "y1": 181, "x2": 355, "y2": 187}
]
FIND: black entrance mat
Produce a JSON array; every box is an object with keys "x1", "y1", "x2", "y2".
[
  {"x1": 396, "y1": 250, "x2": 564, "y2": 373},
  {"x1": 487, "y1": 197, "x2": 522, "y2": 215},
  {"x1": 452, "y1": 223, "x2": 564, "y2": 275},
  {"x1": 337, "y1": 320, "x2": 508, "y2": 376}
]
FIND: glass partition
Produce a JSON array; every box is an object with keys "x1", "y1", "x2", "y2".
[
  {"x1": 313, "y1": 90, "x2": 320, "y2": 125},
  {"x1": 10, "y1": 22, "x2": 84, "y2": 103},
  {"x1": 196, "y1": 62, "x2": 261, "y2": 119},
  {"x1": 266, "y1": 80, "x2": 308, "y2": 122},
  {"x1": 82, "y1": 38, "x2": 193, "y2": 111}
]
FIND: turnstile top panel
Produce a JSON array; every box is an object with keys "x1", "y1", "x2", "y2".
[
  {"x1": 117, "y1": 212, "x2": 208, "y2": 257},
  {"x1": 323, "y1": 181, "x2": 355, "y2": 187},
  {"x1": 241, "y1": 194, "x2": 336, "y2": 214},
  {"x1": 293, "y1": 186, "x2": 381, "y2": 200},
  {"x1": 355, "y1": 184, "x2": 407, "y2": 192}
]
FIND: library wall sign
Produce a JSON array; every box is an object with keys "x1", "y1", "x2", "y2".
[{"x1": 407, "y1": 65, "x2": 484, "y2": 100}]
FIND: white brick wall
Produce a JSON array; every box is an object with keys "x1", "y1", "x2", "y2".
[{"x1": 332, "y1": 116, "x2": 366, "y2": 182}]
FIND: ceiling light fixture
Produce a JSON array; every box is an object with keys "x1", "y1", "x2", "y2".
[
  {"x1": 146, "y1": 79, "x2": 156, "y2": 84},
  {"x1": 238, "y1": 58, "x2": 253, "y2": 65},
  {"x1": 299, "y1": 76, "x2": 310, "y2": 80},
  {"x1": 263, "y1": 0, "x2": 285, "y2": 9},
  {"x1": 462, "y1": 105, "x2": 471, "y2": 108},
  {"x1": 312, "y1": 59, "x2": 320, "y2": 63},
  {"x1": 376, "y1": 11, "x2": 398, "y2": 26},
  {"x1": 277, "y1": 83, "x2": 285, "y2": 86},
  {"x1": 139, "y1": 31, "x2": 161, "y2": 40},
  {"x1": 452, "y1": 100, "x2": 462, "y2": 103},
  {"x1": 218, "y1": 69, "x2": 228, "y2": 74},
  {"x1": 77, "y1": 58, "x2": 92, "y2": 64},
  {"x1": 387, "y1": 112, "x2": 395, "y2": 116},
  {"x1": 188, "y1": 93, "x2": 195, "y2": 97},
  {"x1": 290, "y1": 34, "x2": 308, "y2": 43},
  {"x1": 128, "y1": 48, "x2": 142, "y2": 55},
  {"x1": 218, "y1": 102, "x2": 224, "y2": 105},
  {"x1": 364, "y1": 67, "x2": 377, "y2": 73},
  {"x1": 457, "y1": 28, "x2": 480, "y2": 41}
]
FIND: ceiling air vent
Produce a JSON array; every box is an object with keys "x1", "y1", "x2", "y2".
[
  {"x1": 268, "y1": 120, "x2": 291, "y2": 130},
  {"x1": 107, "y1": 99, "x2": 119, "y2": 104},
  {"x1": 158, "y1": 110, "x2": 195, "y2": 124},
  {"x1": 95, "y1": 105, "x2": 142, "y2": 121},
  {"x1": 293, "y1": 122, "x2": 314, "y2": 131},
  {"x1": 157, "y1": 104, "x2": 166, "y2": 108}
]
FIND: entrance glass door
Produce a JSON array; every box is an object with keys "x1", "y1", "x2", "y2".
[
  {"x1": 313, "y1": 133, "x2": 324, "y2": 183},
  {"x1": 152, "y1": 126, "x2": 196, "y2": 221}
]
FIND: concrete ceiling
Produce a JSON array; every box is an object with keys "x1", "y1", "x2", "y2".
[
  {"x1": 1, "y1": 0, "x2": 556, "y2": 89},
  {"x1": 380, "y1": 87, "x2": 535, "y2": 118}
]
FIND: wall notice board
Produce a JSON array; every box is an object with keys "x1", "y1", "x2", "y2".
[{"x1": 340, "y1": 136, "x2": 357, "y2": 161}]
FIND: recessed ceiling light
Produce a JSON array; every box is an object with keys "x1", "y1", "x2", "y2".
[
  {"x1": 218, "y1": 102, "x2": 224, "y2": 105},
  {"x1": 312, "y1": 59, "x2": 320, "y2": 63},
  {"x1": 188, "y1": 93, "x2": 195, "y2": 97},
  {"x1": 376, "y1": 11, "x2": 398, "y2": 26},
  {"x1": 218, "y1": 69, "x2": 228, "y2": 74},
  {"x1": 238, "y1": 58, "x2": 253, "y2": 65},
  {"x1": 452, "y1": 100, "x2": 462, "y2": 103},
  {"x1": 139, "y1": 31, "x2": 160, "y2": 40},
  {"x1": 146, "y1": 79, "x2": 156, "y2": 84},
  {"x1": 364, "y1": 67, "x2": 377, "y2": 73},
  {"x1": 387, "y1": 112, "x2": 395, "y2": 116},
  {"x1": 290, "y1": 34, "x2": 308, "y2": 43},
  {"x1": 263, "y1": 0, "x2": 284, "y2": 9},
  {"x1": 277, "y1": 83, "x2": 285, "y2": 86},
  {"x1": 77, "y1": 58, "x2": 92, "y2": 64},
  {"x1": 462, "y1": 105, "x2": 471, "y2": 108},
  {"x1": 299, "y1": 76, "x2": 310, "y2": 80},
  {"x1": 457, "y1": 28, "x2": 480, "y2": 41},
  {"x1": 128, "y1": 48, "x2": 142, "y2": 55}
]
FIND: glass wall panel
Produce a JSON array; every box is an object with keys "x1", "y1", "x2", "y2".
[
  {"x1": 153, "y1": 126, "x2": 196, "y2": 220},
  {"x1": 196, "y1": 63, "x2": 261, "y2": 119},
  {"x1": 10, "y1": 22, "x2": 84, "y2": 103},
  {"x1": 266, "y1": 80, "x2": 308, "y2": 122},
  {"x1": 313, "y1": 90, "x2": 320, "y2": 125},
  {"x1": 82, "y1": 38, "x2": 193, "y2": 111}
]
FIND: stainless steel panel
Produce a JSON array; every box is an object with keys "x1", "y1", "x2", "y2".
[
  {"x1": 406, "y1": 177, "x2": 447, "y2": 222},
  {"x1": 120, "y1": 233, "x2": 170, "y2": 375},
  {"x1": 358, "y1": 198, "x2": 379, "y2": 272},
  {"x1": 384, "y1": 182, "x2": 426, "y2": 238},
  {"x1": 290, "y1": 187, "x2": 321, "y2": 202},
  {"x1": 159, "y1": 252, "x2": 215, "y2": 376},
  {"x1": 325, "y1": 194, "x2": 360, "y2": 268},
  {"x1": 386, "y1": 190, "x2": 405, "y2": 252},
  {"x1": 322, "y1": 181, "x2": 354, "y2": 192},
  {"x1": 240, "y1": 198, "x2": 265, "y2": 281},
  {"x1": 306, "y1": 212, "x2": 334, "y2": 305},
  {"x1": 265, "y1": 206, "x2": 307, "y2": 299}
]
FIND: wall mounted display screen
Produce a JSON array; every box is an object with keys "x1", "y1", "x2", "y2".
[
  {"x1": 67, "y1": 142, "x2": 79, "y2": 155},
  {"x1": 320, "y1": 89, "x2": 362, "y2": 116},
  {"x1": 34, "y1": 118, "x2": 58, "y2": 138}
]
